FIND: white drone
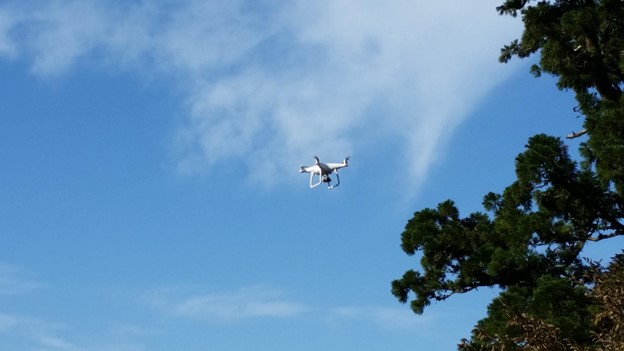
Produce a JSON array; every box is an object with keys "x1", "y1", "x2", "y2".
[{"x1": 299, "y1": 156, "x2": 349, "y2": 189}]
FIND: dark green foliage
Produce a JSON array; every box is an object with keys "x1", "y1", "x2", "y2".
[
  {"x1": 460, "y1": 254, "x2": 624, "y2": 351},
  {"x1": 467, "y1": 276, "x2": 593, "y2": 350},
  {"x1": 393, "y1": 1, "x2": 624, "y2": 349},
  {"x1": 582, "y1": 98, "x2": 624, "y2": 194},
  {"x1": 392, "y1": 134, "x2": 622, "y2": 316},
  {"x1": 497, "y1": 0, "x2": 624, "y2": 192},
  {"x1": 498, "y1": 0, "x2": 624, "y2": 102}
]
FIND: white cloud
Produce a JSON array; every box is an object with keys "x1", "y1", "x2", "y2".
[
  {"x1": 0, "y1": 311, "x2": 150, "y2": 351},
  {"x1": 0, "y1": 0, "x2": 522, "y2": 189},
  {"x1": 0, "y1": 9, "x2": 18, "y2": 57},
  {"x1": 151, "y1": 285, "x2": 309, "y2": 322},
  {"x1": 38, "y1": 335, "x2": 81, "y2": 351},
  {"x1": 0, "y1": 312, "x2": 26, "y2": 331},
  {"x1": 147, "y1": 285, "x2": 440, "y2": 332},
  {"x1": 328, "y1": 305, "x2": 436, "y2": 331},
  {"x1": 0, "y1": 312, "x2": 77, "y2": 351},
  {"x1": 0, "y1": 263, "x2": 41, "y2": 295}
]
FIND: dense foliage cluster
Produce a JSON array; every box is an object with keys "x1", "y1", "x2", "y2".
[
  {"x1": 459, "y1": 255, "x2": 624, "y2": 351},
  {"x1": 392, "y1": 1, "x2": 624, "y2": 349}
]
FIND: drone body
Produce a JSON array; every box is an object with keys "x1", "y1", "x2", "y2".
[{"x1": 299, "y1": 156, "x2": 349, "y2": 189}]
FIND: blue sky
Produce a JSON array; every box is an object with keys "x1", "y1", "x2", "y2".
[{"x1": 1, "y1": 1, "x2": 622, "y2": 350}]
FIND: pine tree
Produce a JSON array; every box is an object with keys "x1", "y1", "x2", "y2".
[{"x1": 392, "y1": 1, "x2": 624, "y2": 348}]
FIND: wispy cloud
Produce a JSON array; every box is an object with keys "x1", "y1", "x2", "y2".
[
  {"x1": 150, "y1": 285, "x2": 309, "y2": 322},
  {"x1": 0, "y1": 312, "x2": 77, "y2": 351},
  {"x1": 328, "y1": 305, "x2": 436, "y2": 331},
  {"x1": 147, "y1": 284, "x2": 440, "y2": 333},
  {"x1": 0, "y1": 311, "x2": 149, "y2": 351},
  {"x1": 0, "y1": 312, "x2": 35, "y2": 332},
  {"x1": 37, "y1": 335, "x2": 81, "y2": 351},
  {"x1": 0, "y1": 262, "x2": 42, "y2": 295},
  {"x1": 0, "y1": 0, "x2": 521, "y2": 188}
]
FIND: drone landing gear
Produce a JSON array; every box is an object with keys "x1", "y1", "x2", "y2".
[
  {"x1": 309, "y1": 172, "x2": 340, "y2": 189},
  {"x1": 327, "y1": 172, "x2": 340, "y2": 189},
  {"x1": 309, "y1": 173, "x2": 322, "y2": 188}
]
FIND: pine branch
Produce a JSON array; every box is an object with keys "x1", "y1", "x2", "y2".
[{"x1": 587, "y1": 231, "x2": 624, "y2": 242}]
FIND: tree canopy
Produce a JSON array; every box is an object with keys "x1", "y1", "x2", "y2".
[
  {"x1": 459, "y1": 254, "x2": 624, "y2": 351},
  {"x1": 392, "y1": 0, "x2": 624, "y2": 349}
]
